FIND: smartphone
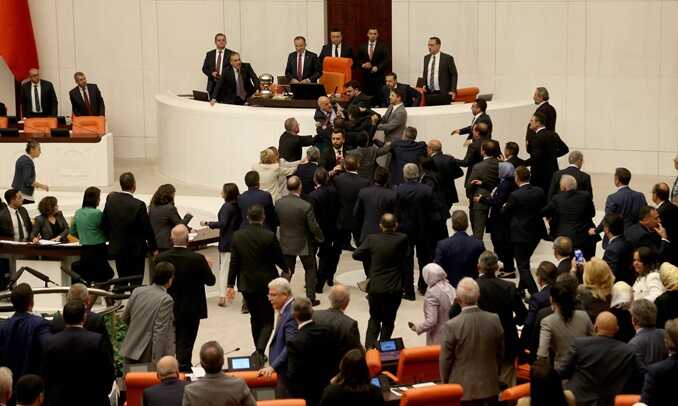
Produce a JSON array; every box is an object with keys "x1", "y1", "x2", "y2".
[{"x1": 574, "y1": 249, "x2": 585, "y2": 265}]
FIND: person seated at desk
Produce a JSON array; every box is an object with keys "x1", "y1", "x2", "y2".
[
  {"x1": 0, "y1": 189, "x2": 32, "y2": 242},
  {"x1": 21, "y1": 68, "x2": 58, "y2": 118},
  {"x1": 285, "y1": 36, "x2": 321, "y2": 84},
  {"x1": 29, "y1": 196, "x2": 69, "y2": 243},
  {"x1": 69, "y1": 71, "x2": 105, "y2": 116},
  {"x1": 210, "y1": 52, "x2": 259, "y2": 106},
  {"x1": 380, "y1": 72, "x2": 420, "y2": 108}
]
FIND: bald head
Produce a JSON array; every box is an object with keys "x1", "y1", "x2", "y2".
[
  {"x1": 328, "y1": 284, "x2": 350, "y2": 311},
  {"x1": 171, "y1": 224, "x2": 189, "y2": 246},
  {"x1": 428, "y1": 139, "x2": 442, "y2": 155},
  {"x1": 156, "y1": 356, "x2": 179, "y2": 380},
  {"x1": 380, "y1": 213, "x2": 397, "y2": 231},
  {"x1": 287, "y1": 175, "x2": 302, "y2": 193},
  {"x1": 318, "y1": 96, "x2": 331, "y2": 110},
  {"x1": 594, "y1": 311, "x2": 619, "y2": 337}
]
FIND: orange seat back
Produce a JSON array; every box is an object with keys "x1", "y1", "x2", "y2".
[
  {"x1": 257, "y1": 400, "x2": 306, "y2": 406},
  {"x1": 0, "y1": 117, "x2": 8, "y2": 128},
  {"x1": 226, "y1": 370, "x2": 277, "y2": 388},
  {"x1": 615, "y1": 394, "x2": 641, "y2": 406},
  {"x1": 323, "y1": 57, "x2": 352, "y2": 83},
  {"x1": 72, "y1": 115, "x2": 106, "y2": 136},
  {"x1": 124, "y1": 372, "x2": 185, "y2": 406},
  {"x1": 395, "y1": 345, "x2": 441, "y2": 385},
  {"x1": 455, "y1": 87, "x2": 480, "y2": 103},
  {"x1": 365, "y1": 348, "x2": 382, "y2": 377},
  {"x1": 400, "y1": 384, "x2": 463, "y2": 406},
  {"x1": 319, "y1": 72, "x2": 345, "y2": 95},
  {"x1": 24, "y1": 117, "x2": 57, "y2": 134},
  {"x1": 500, "y1": 383, "x2": 531, "y2": 401},
  {"x1": 516, "y1": 361, "x2": 531, "y2": 382}
]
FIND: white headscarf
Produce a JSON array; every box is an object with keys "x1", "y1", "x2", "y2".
[
  {"x1": 610, "y1": 281, "x2": 633, "y2": 309},
  {"x1": 422, "y1": 263, "x2": 455, "y2": 305}
]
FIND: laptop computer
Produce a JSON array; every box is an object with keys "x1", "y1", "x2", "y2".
[
  {"x1": 192, "y1": 90, "x2": 210, "y2": 101},
  {"x1": 290, "y1": 83, "x2": 327, "y2": 100}
]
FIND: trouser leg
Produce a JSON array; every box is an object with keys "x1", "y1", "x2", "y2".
[
  {"x1": 514, "y1": 241, "x2": 539, "y2": 294},
  {"x1": 380, "y1": 292, "x2": 402, "y2": 340},
  {"x1": 175, "y1": 318, "x2": 200, "y2": 372},
  {"x1": 299, "y1": 254, "x2": 318, "y2": 301},
  {"x1": 243, "y1": 292, "x2": 274, "y2": 354},
  {"x1": 365, "y1": 293, "x2": 384, "y2": 349}
]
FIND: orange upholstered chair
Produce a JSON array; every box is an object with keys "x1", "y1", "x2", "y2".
[
  {"x1": 516, "y1": 361, "x2": 531, "y2": 382},
  {"x1": 365, "y1": 348, "x2": 382, "y2": 377},
  {"x1": 615, "y1": 394, "x2": 641, "y2": 406},
  {"x1": 72, "y1": 115, "x2": 106, "y2": 136},
  {"x1": 23, "y1": 117, "x2": 57, "y2": 134},
  {"x1": 399, "y1": 384, "x2": 463, "y2": 406},
  {"x1": 499, "y1": 383, "x2": 531, "y2": 401},
  {"x1": 382, "y1": 345, "x2": 441, "y2": 385},
  {"x1": 319, "y1": 72, "x2": 345, "y2": 95},
  {"x1": 226, "y1": 370, "x2": 277, "y2": 389},
  {"x1": 124, "y1": 372, "x2": 186, "y2": 406},
  {"x1": 455, "y1": 87, "x2": 480, "y2": 103},
  {"x1": 257, "y1": 400, "x2": 306, "y2": 406},
  {"x1": 323, "y1": 57, "x2": 352, "y2": 82},
  {"x1": 0, "y1": 117, "x2": 8, "y2": 128}
]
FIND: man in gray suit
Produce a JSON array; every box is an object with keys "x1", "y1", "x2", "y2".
[
  {"x1": 371, "y1": 87, "x2": 407, "y2": 142},
  {"x1": 183, "y1": 341, "x2": 256, "y2": 406},
  {"x1": 628, "y1": 299, "x2": 668, "y2": 367},
  {"x1": 440, "y1": 277, "x2": 504, "y2": 405},
  {"x1": 120, "y1": 262, "x2": 175, "y2": 370},
  {"x1": 275, "y1": 176, "x2": 324, "y2": 305}
]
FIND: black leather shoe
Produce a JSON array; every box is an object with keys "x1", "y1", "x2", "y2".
[
  {"x1": 241, "y1": 302, "x2": 249, "y2": 314},
  {"x1": 310, "y1": 299, "x2": 321, "y2": 306},
  {"x1": 402, "y1": 292, "x2": 416, "y2": 301}
]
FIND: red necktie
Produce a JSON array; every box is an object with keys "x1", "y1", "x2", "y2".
[
  {"x1": 82, "y1": 88, "x2": 92, "y2": 115},
  {"x1": 215, "y1": 50, "x2": 223, "y2": 76},
  {"x1": 297, "y1": 53, "x2": 303, "y2": 81}
]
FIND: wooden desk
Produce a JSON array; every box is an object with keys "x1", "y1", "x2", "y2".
[
  {"x1": 246, "y1": 95, "x2": 350, "y2": 109},
  {"x1": 0, "y1": 133, "x2": 103, "y2": 143},
  {"x1": 187, "y1": 227, "x2": 219, "y2": 250}
]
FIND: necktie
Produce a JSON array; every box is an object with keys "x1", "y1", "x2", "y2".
[
  {"x1": 369, "y1": 42, "x2": 374, "y2": 60},
  {"x1": 82, "y1": 87, "x2": 92, "y2": 115},
  {"x1": 430, "y1": 54, "x2": 436, "y2": 90},
  {"x1": 34, "y1": 85, "x2": 41, "y2": 113},
  {"x1": 297, "y1": 53, "x2": 303, "y2": 81},
  {"x1": 215, "y1": 50, "x2": 223, "y2": 76},
  {"x1": 16, "y1": 210, "x2": 24, "y2": 241},
  {"x1": 334, "y1": 45, "x2": 339, "y2": 58},
  {"x1": 236, "y1": 69, "x2": 247, "y2": 100}
]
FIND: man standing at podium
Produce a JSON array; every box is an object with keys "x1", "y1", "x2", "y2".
[
  {"x1": 20, "y1": 68, "x2": 58, "y2": 118},
  {"x1": 356, "y1": 28, "x2": 389, "y2": 100},
  {"x1": 285, "y1": 36, "x2": 321, "y2": 84},
  {"x1": 202, "y1": 33, "x2": 234, "y2": 96},
  {"x1": 69, "y1": 72, "x2": 105, "y2": 116},
  {"x1": 210, "y1": 53, "x2": 259, "y2": 105},
  {"x1": 422, "y1": 37, "x2": 458, "y2": 106},
  {"x1": 319, "y1": 28, "x2": 353, "y2": 66}
]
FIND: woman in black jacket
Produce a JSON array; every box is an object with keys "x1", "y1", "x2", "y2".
[
  {"x1": 30, "y1": 196, "x2": 69, "y2": 242},
  {"x1": 320, "y1": 349, "x2": 384, "y2": 406}
]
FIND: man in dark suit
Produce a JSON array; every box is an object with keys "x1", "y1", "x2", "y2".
[
  {"x1": 210, "y1": 52, "x2": 259, "y2": 105},
  {"x1": 21, "y1": 68, "x2": 58, "y2": 117},
  {"x1": 278, "y1": 117, "x2": 316, "y2": 162},
  {"x1": 319, "y1": 28, "x2": 353, "y2": 65},
  {"x1": 354, "y1": 167, "x2": 397, "y2": 246},
  {"x1": 351, "y1": 132, "x2": 391, "y2": 182},
  {"x1": 356, "y1": 28, "x2": 389, "y2": 98},
  {"x1": 525, "y1": 112, "x2": 569, "y2": 194},
  {"x1": 389, "y1": 126, "x2": 427, "y2": 186},
  {"x1": 396, "y1": 163, "x2": 436, "y2": 298},
  {"x1": 156, "y1": 225, "x2": 216, "y2": 372},
  {"x1": 502, "y1": 166, "x2": 546, "y2": 294},
  {"x1": 428, "y1": 139, "x2": 463, "y2": 210},
  {"x1": 285, "y1": 36, "x2": 321, "y2": 83},
  {"x1": 547, "y1": 150, "x2": 592, "y2": 200},
  {"x1": 628, "y1": 299, "x2": 668, "y2": 368},
  {"x1": 308, "y1": 169, "x2": 341, "y2": 292},
  {"x1": 313, "y1": 285, "x2": 361, "y2": 372},
  {"x1": 504, "y1": 141, "x2": 527, "y2": 169},
  {"x1": 42, "y1": 301, "x2": 114, "y2": 406},
  {"x1": 422, "y1": 37, "x2": 458, "y2": 106},
  {"x1": 313, "y1": 96, "x2": 340, "y2": 150},
  {"x1": 639, "y1": 319, "x2": 678, "y2": 406},
  {"x1": 101, "y1": 172, "x2": 158, "y2": 280},
  {"x1": 320, "y1": 128, "x2": 353, "y2": 172},
  {"x1": 143, "y1": 356, "x2": 188, "y2": 406},
  {"x1": 11, "y1": 140, "x2": 48, "y2": 204},
  {"x1": 333, "y1": 155, "x2": 370, "y2": 253},
  {"x1": 228, "y1": 205, "x2": 289, "y2": 365},
  {"x1": 596, "y1": 167, "x2": 648, "y2": 237},
  {"x1": 69, "y1": 72, "x2": 105, "y2": 116},
  {"x1": 380, "y1": 72, "x2": 420, "y2": 107},
  {"x1": 452, "y1": 98, "x2": 493, "y2": 139},
  {"x1": 202, "y1": 33, "x2": 234, "y2": 95},
  {"x1": 0, "y1": 189, "x2": 32, "y2": 241},
  {"x1": 522, "y1": 261, "x2": 558, "y2": 354},
  {"x1": 293, "y1": 146, "x2": 320, "y2": 196},
  {"x1": 344, "y1": 80, "x2": 373, "y2": 111},
  {"x1": 602, "y1": 213, "x2": 635, "y2": 284},
  {"x1": 466, "y1": 139, "x2": 500, "y2": 239},
  {"x1": 653, "y1": 182, "x2": 678, "y2": 263},
  {"x1": 435, "y1": 211, "x2": 485, "y2": 287},
  {"x1": 353, "y1": 213, "x2": 409, "y2": 348},
  {"x1": 528, "y1": 87, "x2": 557, "y2": 133},
  {"x1": 625, "y1": 205, "x2": 672, "y2": 262},
  {"x1": 455, "y1": 122, "x2": 490, "y2": 186},
  {"x1": 560, "y1": 312, "x2": 642, "y2": 406},
  {"x1": 552, "y1": 236, "x2": 574, "y2": 275},
  {"x1": 237, "y1": 171, "x2": 278, "y2": 231},
  {"x1": 542, "y1": 174, "x2": 597, "y2": 259}
]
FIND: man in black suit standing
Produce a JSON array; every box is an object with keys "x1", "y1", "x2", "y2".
[
  {"x1": 389, "y1": 126, "x2": 427, "y2": 186},
  {"x1": 422, "y1": 37, "x2": 458, "y2": 106},
  {"x1": 455, "y1": 122, "x2": 490, "y2": 186},
  {"x1": 639, "y1": 319, "x2": 678, "y2": 406},
  {"x1": 143, "y1": 356, "x2": 188, "y2": 406},
  {"x1": 353, "y1": 213, "x2": 409, "y2": 348},
  {"x1": 21, "y1": 68, "x2": 58, "y2": 117},
  {"x1": 380, "y1": 72, "x2": 420, "y2": 108},
  {"x1": 504, "y1": 141, "x2": 527, "y2": 169},
  {"x1": 308, "y1": 168, "x2": 340, "y2": 292},
  {"x1": 285, "y1": 36, "x2": 321, "y2": 83},
  {"x1": 101, "y1": 172, "x2": 157, "y2": 281},
  {"x1": 293, "y1": 147, "x2": 321, "y2": 196},
  {"x1": 354, "y1": 167, "x2": 397, "y2": 246},
  {"x1": 653, "y1": 182, "x2": 678, "y2": 263},
  {"x1": 528, "y1": 87, "x2": 557, "y2": 132},
  {"x1": 313, "y1": 285, "x2": 361, "y2": 371},
  {"x1": 345, "y1": 80, "x2": 373, "y2": 110},
  {"x1": 451, "y1": 98, "x2": 493, "y2": 139},
  {"x1": 356, "y1": 28, "x2": 389, "y2": 99},
  {"x1": 602, "y1": 213, "x2": 635, "y2": 284},
  {"x1": 547, "y1": 150, "x2": 592, "y2": 200},
  {"x1": 525, "y1": 112, "x2": 569, "y2": 194},
  {"x1": 209, "y1": 52, "x2": 259, "y2": 105},
  {"x1": 237, "y1": 171, "x2": 278, "y2": 232},
  {"x1": 553, "y1": 236, "x2": 574, "y2": 275},
  {"x1": 156, "y1": 225, "x2": 216, "y2": 372},
  {"x1": 202, "y1": 33, "x2": 233, "y2": 95},
  {"x1": 428, "y1": 139, "x2": 464, "y2": 210},
  {"x1": 320, "y1": 128, "x2": 352, "y2": 172},
  {"x1": 278, "y1": 117, "x2": 316, "y2": 162},
  {"x1": 43, "y1": 301, "x2": 114, "y2": 406},
  {"x1": 333, "y1": 155, "x2": 370, "y2": 254},
  {"x1": 595, "y1": 167, "x2": 647, "y2": 236},
  {"x1": 319, "y1": 28, "x2": 353, "y2": 66},
  {"x1": 228, "y1": 204, "x2": 289, "y2": 367},
  {"x1": 625, "y1": 206, "x2": 672, "y2": 262},
  {"x1": 69, "y1": 72, "x2": 105, "y2": 116},
  {"x1": 435, "y1": 211, "x2": 485, "y2": 287},
  {"x1": 466, "y1": 139, "x2": 500, "y2": 239},
  {"x1": 502, "y1": 166, "x2": 546, "y2": 294}
]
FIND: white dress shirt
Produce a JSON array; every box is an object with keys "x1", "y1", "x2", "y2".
[
  {"x1": 427, "y1": 52, "x2": 441, "y2": 91},
  {"x1": 332, "y1": 44, "x2": 342, "y2": 58},
  {"x1": 31, "y1": 81, "x2": 42, "y2": 113}
]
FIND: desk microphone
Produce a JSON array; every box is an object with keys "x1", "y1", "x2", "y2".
[
  {"x1": 23, "y1": 266, "x2": 59, "y2": 287},
  {"x1": 224, "y1": 347, "x2": 241, "y2": 357}
]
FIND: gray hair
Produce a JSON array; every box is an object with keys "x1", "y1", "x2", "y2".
[
  {"x1": 456, "y1": 277, "x2": 480, "y2": 305},
  {"x1": 403, "y1": 163, "x2": 419, "y2": 181},
  {"x1": 553, "y1": 236, "x2": 573, "y2": 257},
  {"x1": 284, "y1": 117, "x2": 297, "y2": 131},
  {"x1": 328, "y1": 285, "x2": 350, "y2": 310},
  {"x1": 560, "y1": 174, "x2": 577, "y2": 192},
  {"x1": 156, "y1": 356, "x2": 179, "y2": 380},
  {"x1": 478, "y1": 250, "x2": 499, "y2": 274},
  {"x1": 536, "y1": 87, "x2": 549, "y2": 101},
  {"x1": 630, "y1": 299, "x2": 657, "y2": 328},
  {"x1": 0, "y1": 367, "x2": 12, "y2": 402},
  {"x1": 66, "y1": 283, "x2": 89, "y2": 302},
  {"x1": 268, "y1": 277, "x2": 292, "y2": 295},
  {"x1": 292, "y1": 297, "x2": 313, "y2": 322},
  {"x1": 306, "y1": 146, "x2": 320, "y2": 162},
  {"x1": 568, "y1": 150, "x2": 583, "y2": 165}
]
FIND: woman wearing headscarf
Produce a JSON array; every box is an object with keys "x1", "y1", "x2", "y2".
[
  {"x1": 408, "y1": 263, "x2": 455, "y2": 345},
  {"x1": 655, "y1": 262, "x2": 678, "y2": 328},
  {"x1": 609, "y1": 281, "x2": 635, "y2": 342}
]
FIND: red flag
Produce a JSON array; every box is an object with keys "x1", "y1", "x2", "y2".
[{"x1": 0, "y1": 0, "x2": 39, "y2": 81}]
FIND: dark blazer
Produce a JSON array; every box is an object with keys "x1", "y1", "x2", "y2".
[
  {"x1": 29, "y1": 212, "x2": 69, "y2": 242},
  {"x1": 525, "y1": 128, "x2": 569, "y2": 193},
  {"x1": 346, "y1": 92, "x2": 373, "y2": 110},
  {"x1": 228, "y1": 224, "x2": 287, "y2": 293},
  {"x1": 0, "y1": 312, "x2": 51, "y2": 379},
  {"x1": 542, "y1": 190, "x2": 596, "y2": 248},
  {"x1": 207, "y1": 201, "x2": 242, "y2": 252},
  {"x1": 313, "y1": 309, "x2": 361, "y2": 367},
  {"x1": 50, "y1": 310, "x2": 113, "y2": 362},
  {"x1": 459, "y1": 112, "x2": 493, "y2": 138},
  {"x1": 237, "y1": 187, "x2": 278, "y2": 231},
  {"x1": 148, "y1": 203, "x2": 185, "y2": 250},
  {"x1": 547, "y1": 165, "x2": 592, "y2": 200},
  {"x1": 212, "y1": 63, "x2": 259, "y2": 104},
  {"x1": 0, "y1": 102, "x2": 6, "y2": 116},
  {"x1": 354, "y1": 185, "x2": 397, "y2": 243},
  {"x1": 269, "y1": 299, "x2": 298, "y2": 373},
  {"x1": 356, "y1": 41, "x2": 389, "y2": 75},
  {"x1": 279, "y1": 131, "x2": 316, "y2": 162},
  {"x1": 522, "y1": 285, "x2": 551, "y2": 352},
  {"x1": 628, "y1": 328, "x2": 668, "y2": 368},
  {"x1": 69, "y1": 84, "x2": 105, "y2": 116},
  {"x1": 285, "y1": 51, "x2": 321, "y2": 82},
  {"x1": 421, "y1": 170, "x2": 449, "y2": 223},
  {"x1": 480, "y1": 177, "x2": 517, "y2": 239},
  {"x1": 353, "y1": 144, "x2": 392, "y2": 182},
  {"x1": 308, "y1": 184, "x2": 339, "y2": 240},
  {"x1": 466, "y1": 156, "x2": 499, "y2": 199},
  {"x1": 625, "y1": 222, "x2": 671, "y2": 261},
  {"x1": 43, "y1": 327, "x2": 114, "y2": 406},
  {"x1": 506, "y1": 155, "x2": 527, "y2": 169},
  {"x1": 21, "y1": 79, "x2": 58, "y2": 117},
  {"x1": 157, "y1": 247, "x2": 216, "y2": 322},
  {"x1": 640, "y1": 354, "x2": 678, "y2": 406},
  {"x1": 143, "y1": 378, "x2": 188, "y2": 406},
  {"x1": 556, "y1": 257, "x2": 573, "y2": 275},
  {"x1": 353, "y1": 231, "x2": 410, "y2": 294},
  {"x1": 294, "y1": 162, "x2": 320, "y2": 196},
  {"x1": 503, "y1": 184, "x2": 548, "y2": 243},
  {"x1": 333, "y1": 171, "x2": 370, "y2": 232},
  {"x1": 455, "y1": 136, "x2": 485, "y2": 185},
  {"x1": 389, "y1": 139, "x2": 427, "y2": 186},
  {"x1": 101, "y1": 192, "x2": 157, "y2": 256},
  {"x1": 599, "y1": 186, "x2": 647, "y2": 232},
  {"x1": 532, "y1": 101, "x2": 557, "y2": 131},
  {"x1": 434, "y1": 231, "x2": 485, "y2": 287},
  {"x1": 657, "y1": 201, "x2": 678, "y2": 263},
  {"x1": 655, "y1": 290, "x2": 678, "y2": 329},
  {"x1": 432, "y1": 153, "x2": 464, "y2": 208},
  {"x1": 380, "y1": 83, "x2": 420, "y2": 108},
  {"x1": 12, "y1": 154, "x2": 36, "y2": 198},
  {"x1": 202, "y1": 48, "x2": 234, "y2": 94},
  {"x1": 0, "y1": 205, "x2": 32, "y2": 240},
  {"x1": 319, "y1": 43, "x2": 353, "y2": 64},
  {"x1": 422, "y1": 52, "x2": 458, "y2": 94},
  {"x1": 320, "y1": 145, "x2": 353, "y2": 172},
  {"x1": 395, "y1": 181, "x2": 435, "y2": 241},
  {"x1": 602, "y1": 235, "x2": 635, "y2": 285}
]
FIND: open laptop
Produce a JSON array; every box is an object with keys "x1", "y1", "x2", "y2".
[
  {"x1": 290, "y1": 83, "x2": 327, "y2": 100},
  {"x1": 192, "y1": 90, "x2": 210, "y2": 101}
]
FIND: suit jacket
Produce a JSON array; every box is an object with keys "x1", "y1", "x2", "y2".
[
  {"x1": 312, "y1": 309, "x2": 361, "y2": 368},
  {"x1": 389, "y1": 138, "x2": 427, "y2": 186},
  {"x1": 0, "y1": 205, "x2": 32, "y2": 240},
  {"x1": 320, "y1": 145, "x2": 353, "y2": 172},
  {"x1": 0, "y1": 312, "x2": 51, "y2": 379},
  {"x1": 294, "y1": 162, "x2": 320, "y2": 196},
  {"x1": 522, "y1": 285, "x2": 551, "y2": 352},
  {"x1": 182, "y1": 372, "x2": 256, "y2": 406},
  {"x1": 319, "y1": 43, "x2": 353, "y2": 64},
  {"x1": 466, "y1": 156, "x2": 499, "y2": 199},
  {"x1": 353, "y1": 231, "x2": 410, "y2": 294},
  {"x1": 531, "y1": 101, "x2": 557, "y2": 132},
  {"x1": 202, "y1": 48, "x2": 234, "y2": 94},
  {"x1": 525, "y1": 128, "x2": 569, "y2": 193},
  {"x1": 380, "y1": 83, "x2": 420, "y2": 108},
  {"x1": 561, "y1": 336, "x2": 642, "y2": 406},
  {"x1": 207, "y1": 201, "x2": 241, "y2": 252},
  {"x1": 279, "y1": 131, "x2": 316, "y2": 162},
  {"x1": 157, "y1": 247, "x2": 216, "y2": 321},
  {"x1": 11, "y1": 154, "x2": 36, "y2": 198},
  {"x1": 481, "y1": 177, "x2": 517, "y2": 238},
  {"x1": 431, "y1": 153, "x2": 463, "y2": 208},
  {"x1": 640, "y1": 354, "x2": 678, "y2": 406},
  {"x1": 352, "y1": 144, "x2": 391, "y2": 181},
  {"x1": 143, "y1": 378, "x2": 188, "y2": 406},
  {"x1": 285, "y1": 51, "x2": 321, "y2": 82},
  {"x1": 0, "y1": 102, "x2": 6, "y2": 116},
  {"x1": 237, "y1": 187, "x2": 278, "y2": 231},
  {"x1": 657, "y1": 200, "x2": 678, "y2": 263},
  {"x1": 556, "y1": 257, "x2": 573, "y2": 275},
  {"x1": 455, "y1": 136, "x2": 486, "y2": 186},
  {"x1": 120, "y1": 284, "x2": 175, "y2": 362},
  {"x1": 308, "y1": 184, "x2": 339, "y2": 240},
  {"x1": 377, "y1": 104, "x2": 407, "y2": 142},
  {"x1": 101, "y1": 191, "x2": 157, "y2": 256},
  {"x1": 269, "y1": 299, "x2": 299, "y2": 373},
  {"x1": 506, "y1": 155, "x2": 527, "y2": 169},
  {"x1": 43, "y1": 327, "x2": 114, "y2": 406},
  {"x1": 69, "y1": 84, "x2": 105, "y2": 116},
  {"x1": 395, "y1": 181, "x2": 435, "y2": 241},
  {"x1": 422, "y1": 52, "x2": 458, "y2": 94},
  {"x1": 356, "y1": 41, "x2": 389, "y2": 76},
  {"x1": 503, "y1": 184, "x2": 548, "y2": 243},
  {"x1": 603, "y1": 235, "x2": 635, "y2": 284},
  {"x1": 440, "y1": 307, "x2": 504, "y2": 401},
  {"x1": 228, "y1": 224, "x2": 287, "y2": 292},
  {"x1": 275, "y1": 194, "x2": 324, "y2": 256},
  {"x1": 212, "y1": 63, "x2": 259, "y2": 104},
  {"x1": 459, "y1": 112, "x2": 493, "y2": 138},
  {"x1": 333, "y1": 171, "x2": 370, "y2": 232},
  {"x1": 50, "y1": 310, "x2": 113, "y2": 362},
  {"x1": 625, "y1": 223, "x2": 671, "y2": 261},
  {"x1": 434, "y1": 231, "x2": 485, "y2": 287},
  {"x1": 542, "y1": 190, "x2": 596, "y2": 247},
  {"x1": 29, "y1": 212, "x2": 69, "y2": 242},
  {"x1": 421, "y1": 170, "x2": 449, "y2": 222},
  {"x1": 354, "y1": 185, "x2": 397, "y2": 243},
  {"x1": 314, "y1": 105, "x2": 341, "y2": 146},
  {"x1": 599, "y1": 186, "x2": 647, "y2": 231},
  {"x1": 346, "y1": 92, "x2": 373, "y2": 110},
  {"x1": 21, "y1": 80, "x2": 58, "y2": 117},
  {"x1": 628, "y1": 328, "x2": 668, "y2": 368},
  {"x1": 548, "y1": 165, "x2": 592, "y2": 201},
  {"x1": 148, "y1": 203, "x2": 185, "y2": 250}
]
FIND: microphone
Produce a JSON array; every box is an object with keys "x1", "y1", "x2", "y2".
[
  {"x1": 7, "y1": 267, "x2": 26, "y2": 290},
  {"x1": 23, "y1": 266, "x2": 59, "y2": 287},
  {"x1": 224, "y1": 347, "x2": 241, "y2": 357}
]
